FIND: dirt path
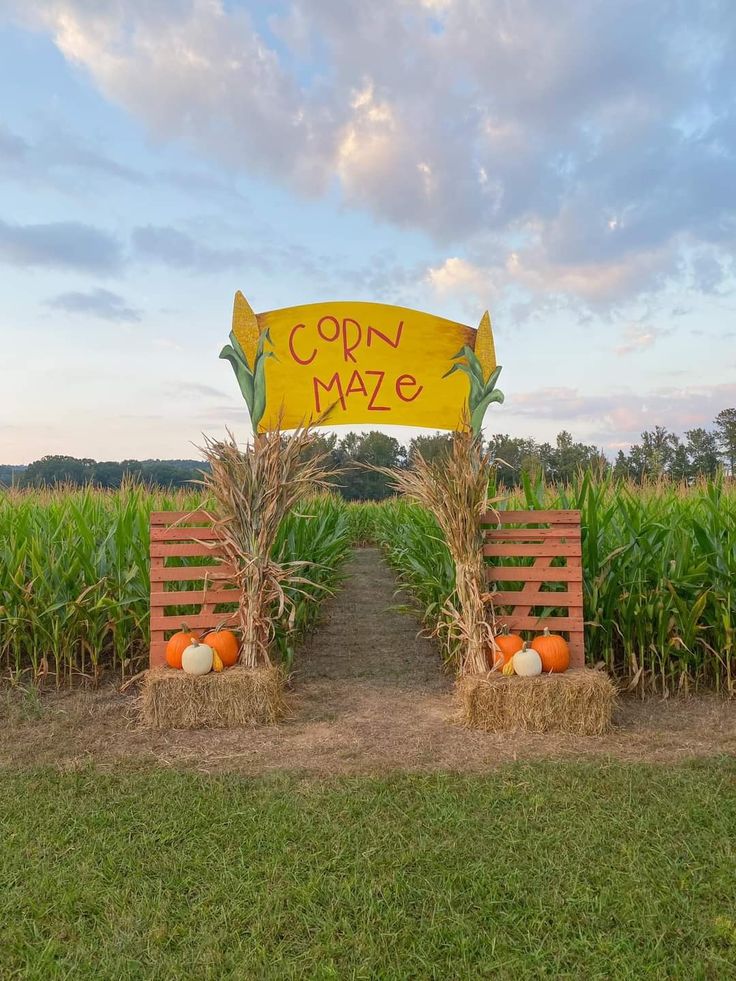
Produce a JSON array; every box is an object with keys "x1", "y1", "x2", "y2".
[{"x1": 1, "y1": 548, "x2": 735, "y2": 774}]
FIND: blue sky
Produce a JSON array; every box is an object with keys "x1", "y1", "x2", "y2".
[{"x1": 1, "y1": 0, "x2": 734, "y2": 464}]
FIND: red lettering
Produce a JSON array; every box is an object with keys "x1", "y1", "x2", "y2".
[
  {"x1": 395, "y1": 373, "x2": 423, "y2": 402},
  {"x1": 367, "y1": 320, "x2": 404, "y2": 349},
  {"x1": 317, "y1": 315, "x2": 340, "y2": 343},
  {"x1": 313, "y1": 372, "x2": 346, "y2": 412},
  {"x1": 366, "y1": 370, "x2": 390, "y2": 411},
  {"x1": 288, "y1": 323, "x2": 317, "y2": 365},
  {"x1": 341, "y1": 318, "x2": 362, "y2": 364},
  {"x1": 344, "y1": 369, "x2": 368, "y2": 397}
]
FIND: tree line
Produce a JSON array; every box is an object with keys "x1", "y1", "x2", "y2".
[{"x1": 3, "y1": 407, "x2": 734, "y2": 498}]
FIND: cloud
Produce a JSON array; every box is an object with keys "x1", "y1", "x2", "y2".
[
  {"x1": 46, "y1": 288, "x2": 142, "y2": 323},
  {"x1": 509, "y1": 382, "x2": 736, "y2": 446},
  {"x1": 0, "y1": 219, "x2": 123, "y2": 273},
  {"x1": 614, "y1": 324, "x2": 674, "y2": 356},
  {"x1": 11, "y1": 0, "x2": 736, "y2": 312},
  {"x1": 0, "y1": 122, "x2": 145, "y2": 188},
  {"x1": 132, "y1": 225, "x2": 246, "y2": 272}
]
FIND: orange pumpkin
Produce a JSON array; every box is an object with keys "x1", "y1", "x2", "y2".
[
  {"x1": 203, "y1": 629, "x2": 240, "y2": 667},
  {"x1": 166, "y1": 628, "x2": 199, "y2": 669},
  {"x1": 531, "y1": 629, "x2": 570, "y2": 673},
  {"x1": 489, "y1": 625, "x2": 524, "y2": 669}
]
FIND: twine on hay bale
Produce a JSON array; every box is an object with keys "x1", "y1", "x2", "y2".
[
  {"x1": 140, "y1": 665, "x2": 286, "y2": 730},
  {"x1": 455, "y1": 668, "x2": 616, "y2": 735}
]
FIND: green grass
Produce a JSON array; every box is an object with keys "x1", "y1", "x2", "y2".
[{"x1": 2, "y1": 762, "x2": 735, "y2": 978}]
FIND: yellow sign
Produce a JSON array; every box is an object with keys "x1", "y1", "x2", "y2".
[{"x1": 220, "y1": 293, "x2": 503, "y2": 434}]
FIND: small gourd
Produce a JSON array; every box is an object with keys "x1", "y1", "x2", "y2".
[
  {"x1": 203, "y1": 628, "x2": 240, "y2": 667},
  {"x1": 512, "y1": 642, "x2": 542, "y2": 677},
  {"x1": 181, "y1": 637, "x2": 214, "y2": 676},
  {"x1": 502, "y1": 659, "x2": 515, "y2": 677},
  {"x1": 489, "y1": 625, "x2": 524, "y2": 670},
  {"x1": 211, "y1": 650, "x2": 224, "y2": 673},
  {"x1": 532, "y1": 629, "x2": 570, "y2": 673}
]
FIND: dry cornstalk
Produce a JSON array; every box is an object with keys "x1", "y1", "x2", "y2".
[
  {"x1": 200, "y1": 428, "x2": 336, "y2": 668},
  {"x1": 381, "y1": 430, "x2": 498, "y2": 676}
]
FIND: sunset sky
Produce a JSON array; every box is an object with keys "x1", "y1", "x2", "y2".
[{"x1": 1, "y1": 0, "x2": 734, "y2": 463}]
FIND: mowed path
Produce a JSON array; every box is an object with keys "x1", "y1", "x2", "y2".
[{"x1": 2, "y1": 548, "x2": 735, "y2": 774}]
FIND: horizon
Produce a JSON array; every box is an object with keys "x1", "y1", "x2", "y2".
[{"x1": 1, "y1": 2, "x2": 735, "y2": 462}]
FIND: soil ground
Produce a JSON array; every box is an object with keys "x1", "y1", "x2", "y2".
[{"x1": 1, "y1": 548, "x2": 734, "y2": 774}]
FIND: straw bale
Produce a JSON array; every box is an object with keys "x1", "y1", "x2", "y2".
[
  {"x1": 140, "y1": 665, "x2": 286, "y2": 729},
  {"x1": 456, "y1": 668, "x2": 616, "y2": 735}
]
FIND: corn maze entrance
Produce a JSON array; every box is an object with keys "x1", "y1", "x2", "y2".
[{"x1": 149, "y1": 509, "x2": 585, "y2": 671}]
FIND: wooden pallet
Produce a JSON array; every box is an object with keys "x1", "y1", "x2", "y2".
[
  {"x1": 149, "y1": 511, "x2": 237, "y2": 668},
  {"x1": 482, "y1": 509, "x2": 585, "y2": 668}
]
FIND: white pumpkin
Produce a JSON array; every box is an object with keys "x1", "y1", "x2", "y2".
[
  {"x1": 512, "y1": 644, "x2": 542, "y2": 677},
  {"x1": 181, "y1": 638, "x2": 214, "y2": 676}
]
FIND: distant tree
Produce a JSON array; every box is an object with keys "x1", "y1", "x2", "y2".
[
  {"x1": 21, "y1": 455, "x2": 95, "y2": 487},
  {"x1": 613, "y1": 449, "x2": 630, "y2": 480},
  {"x1": 637, "y1": 426, "x2": 677, "y2": 479},
  {"x1": 714, "y1": 408, "x2": 736, "y2": 476},
  {"x1": 408, "y1": 432, "x2": 453, "y2": 466},
  {"x1": 336, "y1": 431, "x2": 405, "y2": 500},
  {"x1": 489, "y1": 434, "x2": 542, "y2": 486},
  {"x1": 668, "y1": 439, "x2": 691, "y2": 482},
  {"x1": 685, "y1": 428, "x2": 720, "y2": 478}
]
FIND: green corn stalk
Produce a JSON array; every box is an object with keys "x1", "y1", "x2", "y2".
[
  {"x1": 443, "y1": 346, "x2": 504, "y2": 435},
  {"x1": 219, "y1": 328, "x2": 275, "y2": 432}
]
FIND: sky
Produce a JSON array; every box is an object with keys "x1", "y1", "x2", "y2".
[{"x1": 0, "y1": 0, "x2": 734, "y2": 464}]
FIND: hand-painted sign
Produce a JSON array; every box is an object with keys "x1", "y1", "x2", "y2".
[{"x1": 220, "y1": 293, "x2": 503, "y2": 434}]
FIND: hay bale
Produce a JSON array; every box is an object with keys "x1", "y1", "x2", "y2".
[
  {"x1": 140, "y1": 665, "x2": 286, "y2": 730},
  {"x1": 456, "y1": 668, "x2": 616, "y2": 735}
]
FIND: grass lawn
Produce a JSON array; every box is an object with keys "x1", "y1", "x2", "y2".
[{"x1": 2, "y1": 761, "x2": 735, "y2": 979}]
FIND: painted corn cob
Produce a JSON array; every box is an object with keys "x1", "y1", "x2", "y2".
[
  {"x1": 219, "y1": 291, "x2": 274, "y2": 431},
  {"x1": 443, "y1": 309, "x2": 504, "y2": 436}
]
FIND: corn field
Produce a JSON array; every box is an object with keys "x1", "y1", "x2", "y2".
[
  {"x1": 374, "y1": 473, "x2": 736, "y2": 695},
  {"x1": 0, "y1": 484, "x2": 351, "y2": 685},
  {"x1": 2, "y1": 474, "x2": 735, "y2": 694}
]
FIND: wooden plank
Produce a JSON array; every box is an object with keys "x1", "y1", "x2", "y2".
[
  {"x1": 490, "y1": 589, "x2": 579, "y2": 606},
  {"x1": 482, "y1": 509, "x2": 580, "y2": 525},
  {"x1": 484, "y1": 542, "x2": 581, "y2": 558},
  {"x1": 487, "y1": 568, "x2": 583, "y2": 584},
  {"x1": 494, "y1": 615, "x2": 581, "y2": 631},
  {"x1": 568, "y1": 631, "x2": 585, "y2": 668},
  {"x1": 151, "y1": 588, "x2": 239, "y2": 606},
  {"x1": 151, "y1": 526, "x2": 221, "y2": 542},
  {"x1": 150, "y1": 640, "x2": 168, "y2": 661},
  {"x1": 150, "y1": 542, "x2": 223, "y2": 558},
  {"x1": 151, "y1": 611, "x2": 238, "y2": 631},
  {"x1": 484, "y1": 527, "x2": 580, "y2": 541},
  {"x1": 150, "y1": 565, "x2": 235, "y2": 583},
  {"x1": 486, "y1": 566, "x2": 583, "y2": 582},
  {"x1": 150, "y1": 510, "x2": 212, "y2": 525}
]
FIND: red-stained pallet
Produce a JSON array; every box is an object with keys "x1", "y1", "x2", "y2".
[
  {"x1": 482, "y1": 509, "x2": 585, "y2": 668},
  {"x1": 149, "y1": 511, "x2": 237, "y2": 668}
]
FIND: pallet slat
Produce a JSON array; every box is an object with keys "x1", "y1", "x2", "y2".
[
  {"x1": 151, "y1": 612, "x2": 239, "y2": 631},
  {"x1": 151, "y1": 542, "x2": 224, "y2": 558},
  {"x1": 482, "y1": 509, "x2": 580, "y2": 524},
  {"x1": 151, "y1": 526, "x2": 221, "y2": 542},
  {"x1": 486, "y1": 566, "x2": 583, "y2": 582},
  {"x1": 484, "y1": 542, "x2": 581, "y2": 557},
  {"x1": 150, "y1": 510, "x2": 212, "y2": 525},
  {"x1": 150, "y1": 565, "x2": 235, "y2": 583},
  {"x1": 491, "y1": 589, "x2": 580, "y2": 606},
  {"x1": 151, "y1": 588, "x2": 239, "y2": 606},
  {"x1": 494, "y1": 615, "x2": 582, "y2": 632},
  {"x1": 483, "y1": 527, "x2": 580, "y2": 541}
]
